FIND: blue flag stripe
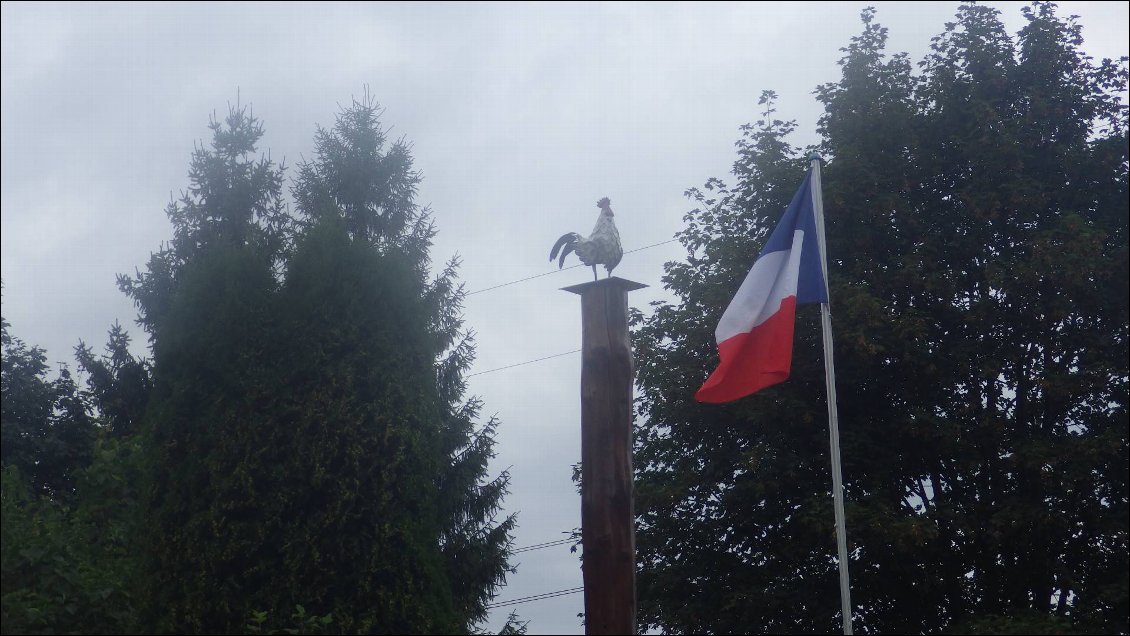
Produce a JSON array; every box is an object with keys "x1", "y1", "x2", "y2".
[{"x1": 758, "y1": 169, "x2": 827, "y2": 305}]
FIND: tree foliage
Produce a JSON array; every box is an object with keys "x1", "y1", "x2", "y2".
[
  {"x1": 290, "y1": 95, "x2": 516, "y2": 631},
  {"x1": 122, "y1": 96, "x2": 513, "y2": 633},
  {"x1": 74, "y1": 323, "x2": 152, "y2": 440},
  {"x1": 633, "y1": 3, "x2": 1128, "y2": 633},
  {"x1": 118, "y1": 105, "x2": 291, "y2": 343},
  {"x1": 1, "y1": 459, "x2": 135, "y2": 635},
  {"x1": 2, "y1": 98, "x2": 513, "y2": 634},
  {"x1": 0, "y1": 320, "x2": 146, "y2": 634},
  {"x1": 1, "y1": 314, "x2": 96, "y2": 500}
]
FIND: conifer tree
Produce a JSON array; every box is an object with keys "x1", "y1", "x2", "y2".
[
  {"x1": 122, "y1": 97, "x2": 513, "y2": 633},
  {"x1": 75, "y1": 322, "x2": 152, "y2": 440},
  {"x1": 290, "y1": 94, "x2": 515, "y2": 632},
  {"x1": 120, "y1": 104, "x2": 290, "y2": 632}
]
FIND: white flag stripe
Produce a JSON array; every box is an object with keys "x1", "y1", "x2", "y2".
[{"x1": 715, "y1": 230, "x2": 804, "y2": 343}]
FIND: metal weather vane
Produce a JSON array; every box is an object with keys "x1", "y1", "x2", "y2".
[{"x1": 549, "y1": 197, "x2": 624, "y2": 281}]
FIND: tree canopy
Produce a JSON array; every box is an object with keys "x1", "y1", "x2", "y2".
[
  {"x1": 3, "y1": 96, "x2": 514, "y2": 635},
  {"x1": 1, "y1": 314, "x2": 96, "y2": 501},
  {"x1": 633, "y1": 3, "x2": 1128, "y2": 634},
  {"x1": 131, "y1": 97, "x2": 515, "y2": 634}
]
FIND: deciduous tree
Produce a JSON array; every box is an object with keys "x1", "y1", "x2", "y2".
[{"x1": 633, "y1": 3, "x2": 1127, "y2": 633}]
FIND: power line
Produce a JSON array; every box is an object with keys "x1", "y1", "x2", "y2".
[
  {"x1": 463, "y1": 239, "x2": 680, "y2": 378},
  {"x1": 623, "y1": 238, "x2": 679, "y2": 254},
  {"x1": 485, "y1": 538, "x2": 583, "y2": 611},
  {"x1": 485, "y1": 587, "x2": 584, "y2": 609},
  {"x1": 466, "y1": 238, "x2": 678, "y2": 296},
  {"x1": 465, "y1": 349, "x2": 581, "y2": 378},
  {"x1": 468, "y1": 263, "x2": 585, "y2": 296},
  {"x1": 511, "y1": 537, "x2": 574, "y2": 554}
]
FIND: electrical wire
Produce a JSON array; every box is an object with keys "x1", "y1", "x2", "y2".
[
  {"x1": 485, "y1": 587, "x2": 585, "y2": 609},
  {"x1": 466, "y1": 239, "x2": 678, "y2": 296},
  {"x1": 463, "y1": 239, "x2": 680, "y2": 378},
  {"x1": 465, "y1": 349, "x2": 581, "y2": 378},
  {"x1": 511, "y1": 537, "x2": 574, "y2": 554}
]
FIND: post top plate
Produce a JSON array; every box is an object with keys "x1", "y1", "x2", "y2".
[{"x1": 562, "y1": 276, "x2": 648, "y2": 295}]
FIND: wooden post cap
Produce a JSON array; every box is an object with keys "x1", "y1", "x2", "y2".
[{"x1": 561, "y1": 276, "x2": 648, "y2": 295}]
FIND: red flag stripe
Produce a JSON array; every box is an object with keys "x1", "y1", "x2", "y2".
[{"x1": 695, "y1": 296, "x2": 797, "y2": 403}]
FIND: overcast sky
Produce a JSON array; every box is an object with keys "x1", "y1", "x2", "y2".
[{"x1": 2, "y1": 2, "x2": 1127, "y2": 633}]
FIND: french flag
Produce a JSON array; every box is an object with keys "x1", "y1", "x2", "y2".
[{"x1": 695, "y1": 168, "x2": 828, "y2": 403}]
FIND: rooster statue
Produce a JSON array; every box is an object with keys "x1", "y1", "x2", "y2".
[{"x1": 549, "y1": 197, "x2": 623, "y2": 280}]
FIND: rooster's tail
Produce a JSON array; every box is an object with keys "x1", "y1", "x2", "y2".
[{"x1": 549, "y1": 233, "x2": 581, "y2": 269}]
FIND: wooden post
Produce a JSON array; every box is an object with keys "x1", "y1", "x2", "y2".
[{"x1": 563, "y1": 276, "x2": 647, "y2": 636}]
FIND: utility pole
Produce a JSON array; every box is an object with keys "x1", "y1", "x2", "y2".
[{"x1": 563, "y1": 276, "x2": 646, "y2": 636}]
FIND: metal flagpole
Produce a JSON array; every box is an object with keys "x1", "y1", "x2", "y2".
[{"x1": 809, "y1": 154, "x2": 853, "y2": 635}]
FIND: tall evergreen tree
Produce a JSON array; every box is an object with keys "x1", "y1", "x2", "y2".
[
  {"x1": 122, "y1": 97, "x2": 512, "y2": 633},
  {"x1": 633, "y1": 3, "x2": 1127, "y2": 633},
  {"x1": 118, "y1": 104, "x2": 290, "y2": 341},
  {"x1": 141, "y1": 243, "x2": 284, "y2": 632},
  {"x1": 120, "y1": 104, "x2": 290, "y2": 632},
  {"x1": 291, "y1": 94, "x2": 515, "y2": 631},
  {"x1": 275, "y1": 218, "x2": 458, "y2": 633}
]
